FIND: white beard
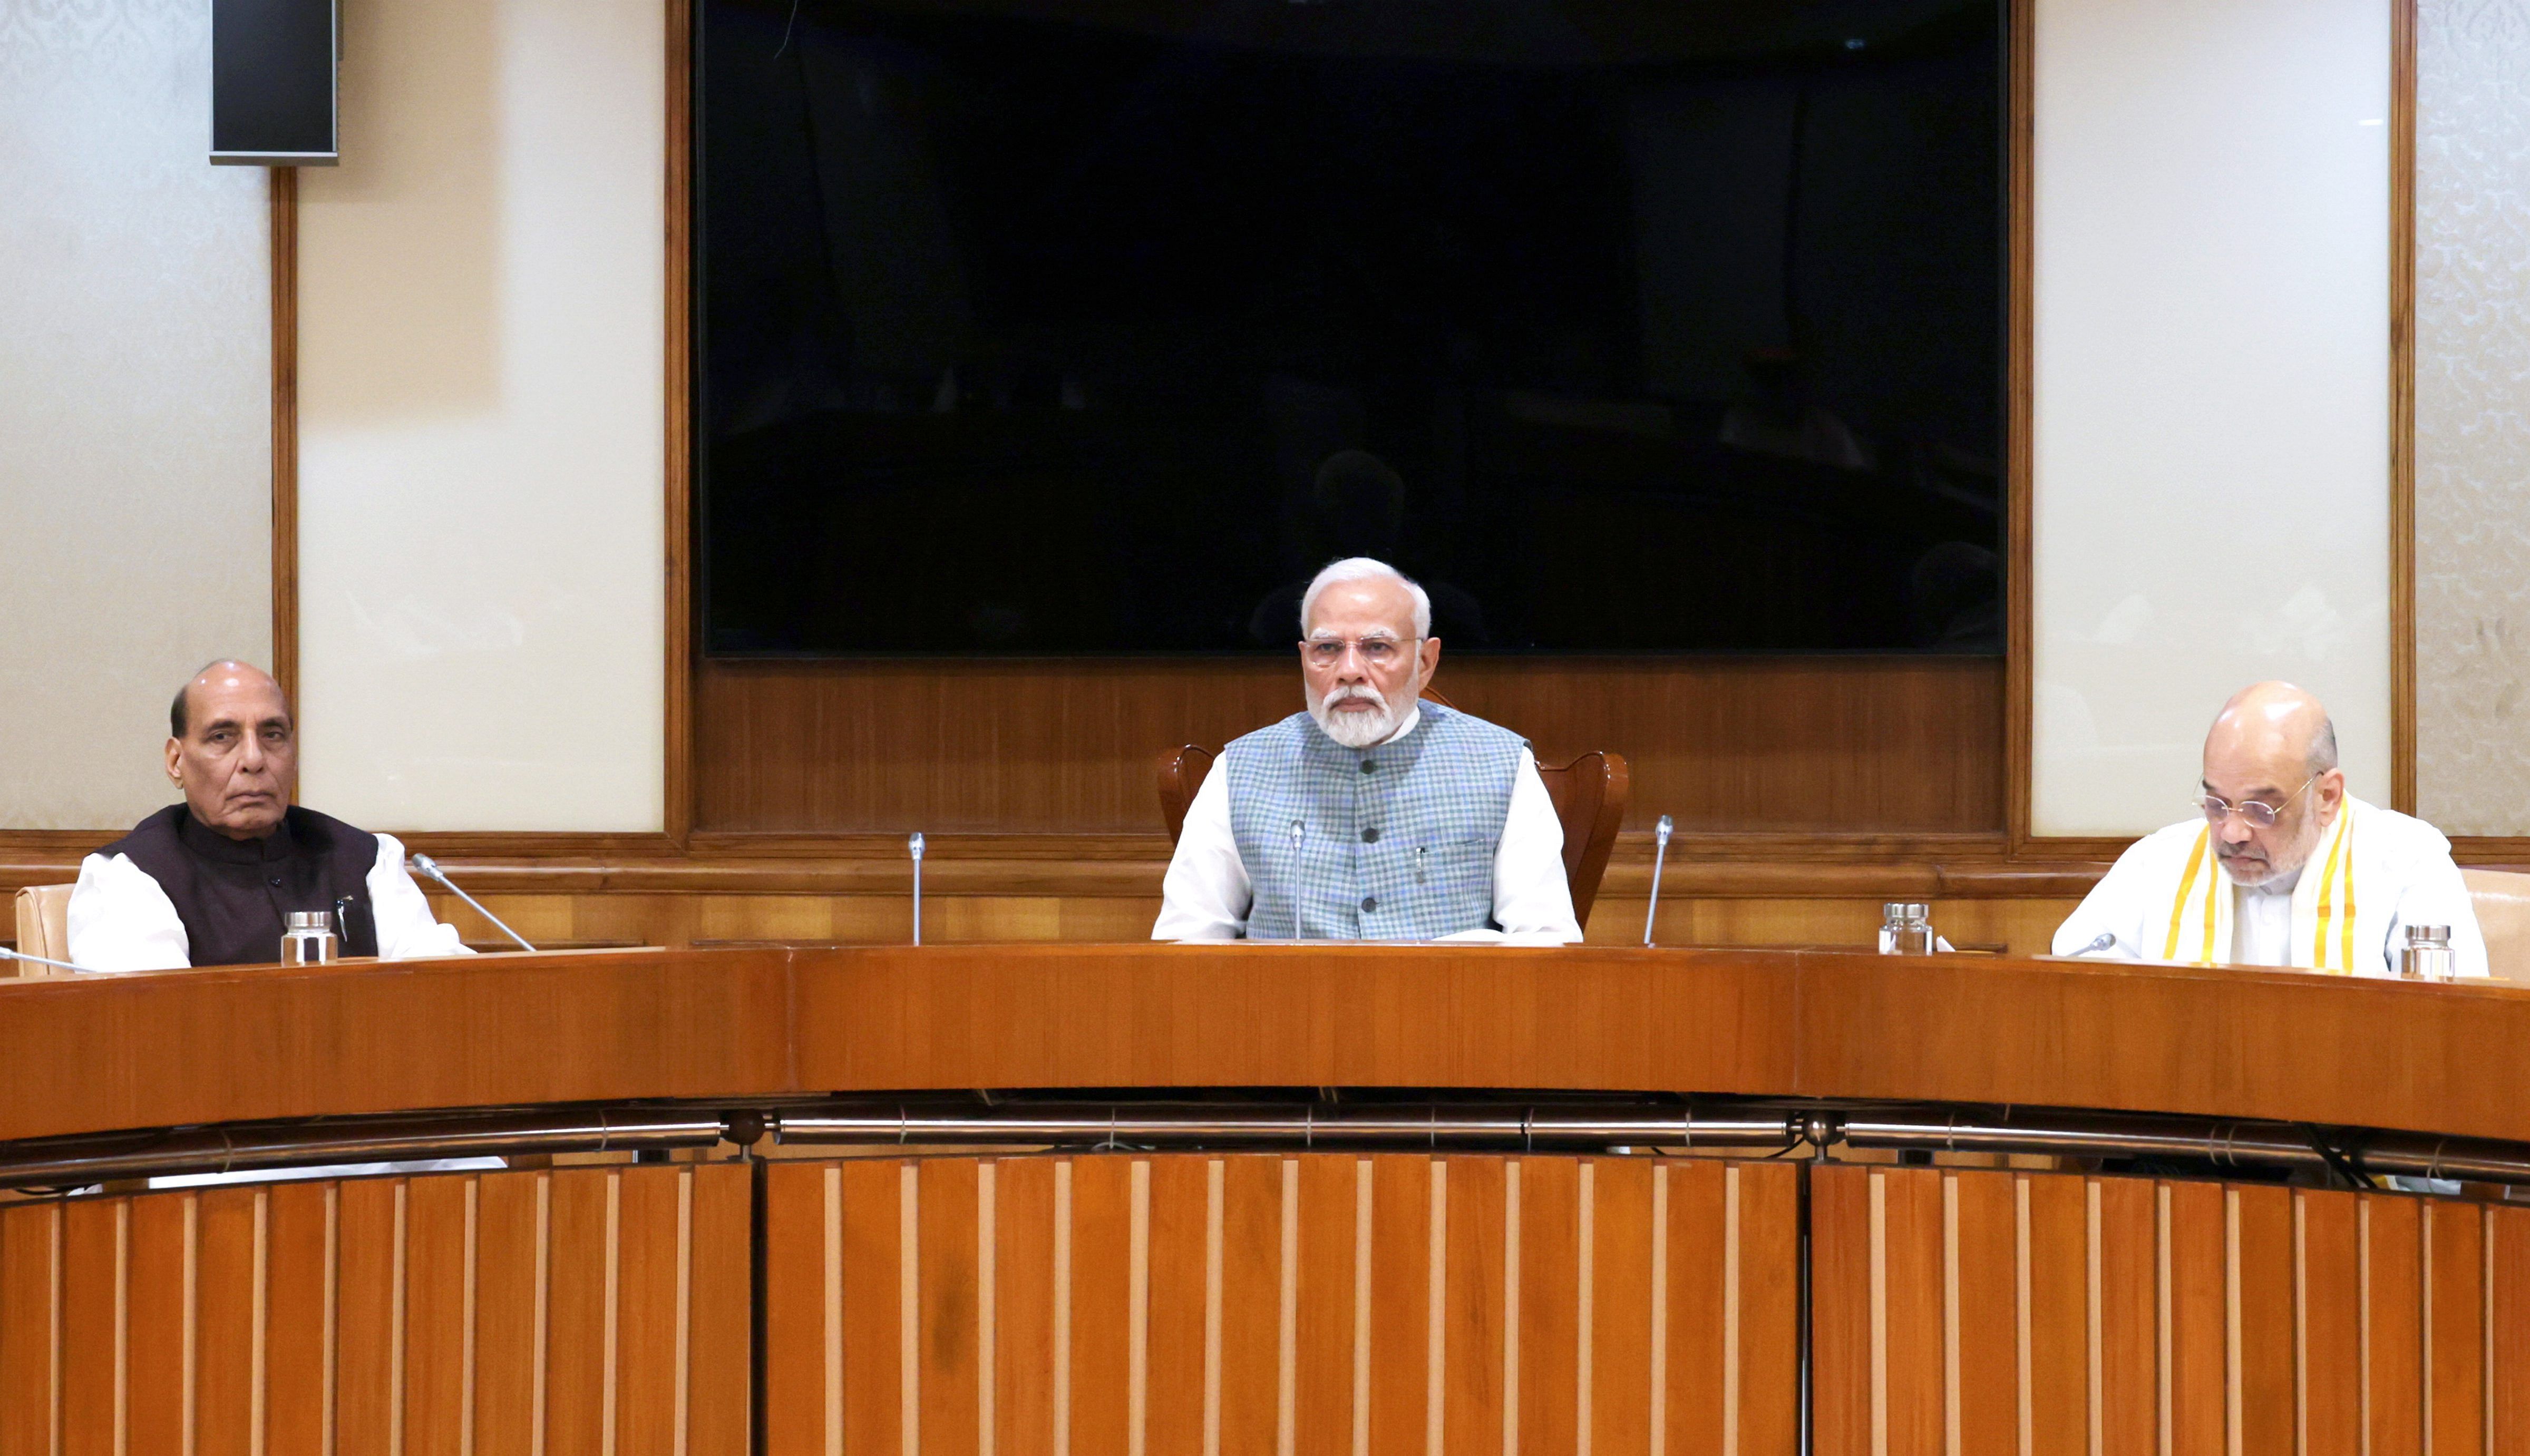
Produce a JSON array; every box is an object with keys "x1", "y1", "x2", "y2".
[{"x1": 1308, "y1": 683, "x2": 1405, "y2": 749}]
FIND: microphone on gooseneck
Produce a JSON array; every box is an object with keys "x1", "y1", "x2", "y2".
[
  {"x1": 0, "y1": 946, "x2": 81, "y2": 973},
  {"x1": 2073, "y1": 931, "x2": 2118, "y2": 956},
  {"x1": 407, "y1": 853, "x2": 537, "y2": 952},
  {"x1": 909, "y1": 833, "x2": 926, "y2": 946},
  {"x1": 1642, "y1": 814, "x2": 1675, "y2": 948}
]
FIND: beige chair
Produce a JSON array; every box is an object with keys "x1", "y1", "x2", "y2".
[
  {"x1": 11, "y1": 884, "x2": 74, "y2": 976},
  {"x1": 2462, "y1": 868, "x2": 2530, "y2": 983}
]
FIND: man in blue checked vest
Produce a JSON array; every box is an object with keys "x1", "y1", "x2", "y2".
[{"x1": 1153, "y1": 558, "x2": 1582, "y2": 943}]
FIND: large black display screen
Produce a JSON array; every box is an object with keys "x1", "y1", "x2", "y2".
[{"x1": 699, "y1": 0, "x2": 2003, "y2": 654}]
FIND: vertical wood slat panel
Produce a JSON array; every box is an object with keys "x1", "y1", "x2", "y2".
[
  {"x1": 1736, "y1": 1161, "x2": 1802, "y2": 1456},
  {"x1": 1949, "y1": 1171, "x2": 2017, "y2": 1456},
  {"x1": 197, "y1": 1189, "x2": 260, "y2": 1456},
  {"x1": 2096, "y1": 1177, "x2": 2158, "y2": 1456},
  {"x1": 2493, "y1": 1207, "x2": 2530, "y2": 1456},
  {"x1": 0, "y1": 1203, "x2": 59, "y2": 1456},
  {"x1": 1588, "y1": 1159, "x2": 1653, "y2": 1456},
  {"x1": 58, "y1": 1201, "x2": 115, "y2": 1456},
  {"x1": 1218, "y1": 1157, "x2": 1284, "y2": 1456},
  {"x1": 404, "y1": 1176, "x2": 470, "y2": 1456},
  {"x1": 1516, "y1": 1158, "x2": 1580, "y2": 1456},
  {"x1": 1146, "y1": 1156, "x2": 1208, "y2": 1456},
  {"x1": 1071, "y1": 1157, "x2": 1136, "y2": 1456},
  {"x1": 336, "y1": 1182, "x2": 400, "y2": 1456},
  {"x1": 2230, "y1": 1186, "x2": 2295, "y2": 1456},
  {"x1": 1882, "y1": 1169, "x2": 1944, "y2": 1456},
  {"x1": 1442, "y1": 1157, "x2": 1508, "y2": 1456},
  {"x1": 2301, "y1": 1190, "x2": 2363, "y2": 1456},
  {"x1": 2374, "y1": 1196, "x2": 2427, "y2": 1456},
  {"x1": 1809, "y1": 1165, "x2": 1870, "y2": 1456},
  {"x1": 2428, "y1": 1201, "x2": 2486, "y2": 1456},
  {"x1": 2165, "y1": 1181, "x2": 2226, "y2": 1456},
  {"x1": 918, "y1": 1159, "x2": 982, "y2": 1456},
  {"x1": 1289, "y1": 1156, "x2": 1355, "y2": 1456},
  {"x1": 267, "y1": 1184, "x2": 334, "y2": 1456},
  {"x1": 548, "y1": 1171, "x2": 611, "y2": 1456},
  {"x1": 475, "y1": 1173, "x2": 543, "y2": 1456},
  {"x1": 841, "y1": 1161, "x2": 906, "y2": 1456},
  {"x1": 2023, "y1": 1174, "x2": 2089, "y2": 1456},
  {"x1": 762, "y1": 1163, "x2": 830, "y2": 1456},
  {"x1": 689, "y1": 1163, "x2": 754, "y2": 1456},
  {"x1": 994, "y1": 1159, "x2": 1058, "y2": 1456},
  {"x1": 617, "y1": 1168, "x2": 686, "y2": 1456},
  {"x1": 1364, "y1": 1155, "x2": 1431, "y2": 1456},
  {"x1": 1661, "y1": 1161, "x2": 1727, "y2": 1456}
]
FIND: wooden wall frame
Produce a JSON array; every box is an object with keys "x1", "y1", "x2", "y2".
[
  {"x1": 270, "y1": 165, "x2": 299, "y2": 711},
  {"x1": 2390, "y1": 0, "x2": 2419, "y2": 816}
]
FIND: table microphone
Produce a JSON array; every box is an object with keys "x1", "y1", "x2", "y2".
[
  {"x1": 2072, "y1": 931, "x2": 2118, "y2": 956},
  {"x1": 1642, "y1": 814, "x2": 1674, "y2": 947},
  {"x1": 406, "y1": 854, "x2": 537, "y2": 952},
  {"x1": 909, "y1": 833, "x2": 926, "y2": 946},
  {"x1": 0, "y1": 946, "x2": 81, "y2": 973}
]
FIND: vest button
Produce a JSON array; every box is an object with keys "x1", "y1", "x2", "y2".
[
  {"x1": 1361, "y1": 896, "x2": 1378, "y2": 913},
  {"x1": 1359, "y1": 760, "x2": 1377, "y2": 774},
  {"x1": 267, "y1": 877, "x2": 281, "y2": 887},
  {"x1": 1362, "y1": 827, "x2": 1380, "y2": 843}
]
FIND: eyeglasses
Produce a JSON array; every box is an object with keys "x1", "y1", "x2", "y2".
[
  {"x1": 2191, "y1": 775, "x2": 2317, "y2": 829},
  {"x1": 1303, "y1": 636, "x2": 1420, "y2": 669}
]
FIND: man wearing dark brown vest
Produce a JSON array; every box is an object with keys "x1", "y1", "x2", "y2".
[{"x1": 66, "y1": 660, "x2": 471, "y2": 971}]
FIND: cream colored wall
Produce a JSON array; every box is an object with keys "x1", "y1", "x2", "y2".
[
  {"x1": 2415, "y1": 0, "x2": 2530, "y2": 836},
  {"x1": 295, "y1": 0, "x2": 666, "y2": 833},
  {"x1": 0, "y1": 0, "x2": 274, "y2": 832},
  {"x1": 2030, "y1": 0, "x2": 2394, "y2": 836}
]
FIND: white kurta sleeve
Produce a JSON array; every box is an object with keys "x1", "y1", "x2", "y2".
[
  {"x1": 65, "y1": 853, "x2": 192, "y2": 972},
  {"x1": 367, "y1": 834, "x2": 475, "y2": 960},
  {"x1": 2049, "y1": 834, "x2": 2164, "y2": 960},
  {"x1": 1485, "y1": 749, "x2": 1582, "y2": 944},
  {"x1": 1153, "y1": 765, "x2": 1251, "y2": 941}
]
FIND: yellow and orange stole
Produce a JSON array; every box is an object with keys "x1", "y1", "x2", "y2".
[{"x1": 2157, "y1": 798, "x2": 2362, "y2": 972}]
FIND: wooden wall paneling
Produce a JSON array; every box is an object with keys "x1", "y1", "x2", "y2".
[
  {"x1": 1810, "y1": 1164, "x2": 1869, "y2": 1456},
  {"x1": 196, "y1": 1188, "x2": 260, "y2": 1456},
  {"x1": 1218, "y1": 1156, "x2": 1285, "y2": 1456},
  {"x1": 1289, "y1": 1156, "x2": 1356, "y2": 1456},
  {"x1": 1145, "y1": 1156, "x2": 1208, "y2": 1456},
  {"x1": 402, "y1": 1176, "x2": 468, "y2": 1456},
  {"x1": 2427, "y1": 1201, "x2": 2487, "y2": 1456},
  {"x1": 758, "y1": 1163, "x2": 829, "y2": 1456},
  {"x1": 2390, "y1": 0, "x2": 2419, "y2": 814},
  {"x1": 128, "y1": 1191, "x2": 191, "y2": 1456},
  {"x1": 2371, "y1": 1195, "x2": 2427, "y2": 1456},
  {"x1": 838, "y1": 1161, "x2": 904, "y2": 1456},
  {"x1": 473, "y1": 1172, "x2": 542, "y2": 1456},
  {"x1": 914, "y1": 1159, "x2": 981, "y2": 1456},
  {"x1": 0, "y1": 1202, "x2": 59, "y2": 1456},
  {"x1": 663, "y1": 0, "x2": 695, "y2": 847},
  {"x1": 1950, "y1": 1171, "x2": 2019, "y2": 1456},
  {"x1": 1364, "y1": 1154, "x2": 1431, "y2": 1456},
  {"x1": 2231, "y1": 1186, "x2": 2295, "y2": 1456},
  {"x1": 270, "y1": 164, "x2": 298, "y2": 710},
  {"x1": 991, "y1": 1158, "x2": 1057, "y2": 1456},
  {"x1": 2164, "y1": 1180, "x2": 2228, "y2": 1456},
  {"x1": 1587, "y1": 1158, "x2": 1653, "y2": 1456},
  {"x1": 546, "y1": 1170, "x2": 610, "y2": 1456},
  {"x1": 1442, "y1": 1155, "x2": 1508, "y2": 1456},
  {"x1": 1069, "y1": 1157, "x2": 1135, "y2": 1456},
  {"x1": 1660, "y1": 1160, "x2": 1726, "y2": 1456},
  {"x1": 2022, "y1": 1174, "x2": 2089, "y2": 1456},
  {"x1": 693, "y1": 658, "x2": 2006, "y2": 837},
  {"x1": 2003, "y1": 0, "x2": 2035, "y2": 848},
  {"x1": 687, "y1": 1162, "x2": 752, "y2": 1455},
  {"x1": 2495, "y1": 1206, "x2": 2530, "y2": 1456},
  {"x1": 615, "y1": 1168, "x2": 686, "y2": 1456},
  {"x1": 1735, "y1": 1162, "x2": 1802, "y2": 1456},
  {"x1": 2094, "y1": 1177, "x2": 2158, "y2": 1456},
  {"x1": 1882, "y1": 1169, "x2": 1945, "y2": 1456},
  {"x1": 2301, "y1": 1190, "x2": 2364, "y2": 1456},
  {"x1": 1516, "y1": 1157, "x2": 1581, "y2": 1456},
  {"x1": 57, "y1": 1200, "x2": 114, "y2": 1456}
]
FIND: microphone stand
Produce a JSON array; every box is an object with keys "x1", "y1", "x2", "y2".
[
  {"x1": 909, "y1": 833, "x2": 926, "y2": 946},
  {"x1": 407, "y1": 854, "x2": 537, "y2": 952},
  {"x1": 0, "y1": 946, "x2": 81, "y2": 973},
  {"x1": 1642, "y1": 814, "x2": 1673, "y2": 947}
]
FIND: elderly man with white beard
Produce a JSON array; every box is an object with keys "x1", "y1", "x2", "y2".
[
  {"x1": 1153, "y1": 557, "x2": 1582, "y2": 942},
  {"x1": 2051, "y1": 681, "x2": 2486, "y2": 977}
]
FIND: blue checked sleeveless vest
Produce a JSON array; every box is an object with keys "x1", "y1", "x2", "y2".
[{"x1": 1222, "y1": 702, "x2": 1526, "y2": 940}]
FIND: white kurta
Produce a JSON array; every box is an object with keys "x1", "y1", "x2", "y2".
[
  {"x1": 67, "y1": 830, "x2": 473, "y2": 972},
  {"x1": 2050, "y1": 799, "x2": 2487, "y2": 978},
  {"x1": 1153, "y1": 706, "x2": 1583, "y2": 944}
]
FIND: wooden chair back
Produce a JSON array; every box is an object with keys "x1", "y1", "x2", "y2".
[
  {"x1": 2463, "y1": 868, "x2": 2530, "y2": 982},
  {"x1": 11, "y1": 884, "x2": 73, "y2": 976}
]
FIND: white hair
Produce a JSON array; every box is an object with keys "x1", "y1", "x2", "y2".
[{"x1": 1299, "y1": 557, "x2": 1432, "y2": 639}]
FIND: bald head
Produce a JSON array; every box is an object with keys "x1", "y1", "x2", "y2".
[
  {"x1": 2201, "y1": 681, "x2": 2345, "y2": 888},
  {"x1": 165, "y1": 661, "x2": 296, "y2": 840}
]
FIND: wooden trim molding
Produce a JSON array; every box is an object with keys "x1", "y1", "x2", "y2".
[
  {"x1": 2003, "y1": 0, "x2": 2037, "y2": 852},
  {"x1": 664, "y1": 0, "x2": 696, "y2": 846},
  {"x1": 270, "y1": 165, "x2": 300, "y2": 710},
  {"x1": 2390, "y1": 0, "x2": 2419, "y2": 815}
]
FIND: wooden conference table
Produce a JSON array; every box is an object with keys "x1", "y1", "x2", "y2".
[{"x1": 0, "y1": 943, "x2": 2523, "y2": 1455}]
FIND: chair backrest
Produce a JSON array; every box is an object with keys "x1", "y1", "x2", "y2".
[
  {"x1": 2462, "y1": 868, "x2": 2530, "y2": 982},
  {"x1": 11, "y1": 885, "x2": 73, "y2": 975},
  {"x1": 1154, "y1": 736, "x2": 1632, "y2": 930}
]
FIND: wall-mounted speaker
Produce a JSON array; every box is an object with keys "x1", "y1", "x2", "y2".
[{"x1": 210, "y1": 0, "x2": 339, "y2": 165}]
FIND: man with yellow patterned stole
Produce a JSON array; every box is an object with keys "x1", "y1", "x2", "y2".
[{"x1": 2051, "y1": 681, "x2": 2486, "y2": 976}]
